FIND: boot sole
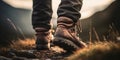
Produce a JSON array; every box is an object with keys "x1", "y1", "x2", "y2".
[{"x1": 53, "y1": 37, "x2": 80, "y2": 52}]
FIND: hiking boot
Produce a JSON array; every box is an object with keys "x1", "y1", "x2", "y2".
[
  {"x1": 35, "y1": 27, "x2": 53, "y2": 50},
  {"x1": 53, "y1": 17, "x2": 86, "y2": 52}
]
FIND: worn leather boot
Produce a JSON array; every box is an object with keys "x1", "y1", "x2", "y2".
[
  {"x1": 35, "y1": 27, "x2": 53, "y2": 50},
  {"x1": 53, "y1": 17, "x2": 86, "y2": 52}
]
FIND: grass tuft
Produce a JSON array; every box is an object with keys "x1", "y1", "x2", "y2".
[
  {"x1": 67, "y1": 41, "x2": 120, "y2": 60},
  {"x1": 10, "y1": 39, "x2": 35, "y2": 50}
]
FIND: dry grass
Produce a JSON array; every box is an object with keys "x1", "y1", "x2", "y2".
[
  {"x1": 67, "y1": 42, "x2": 120, "y2": 60},
  {"x1": 1, "y1": 39, "x2": 120, "y2": 60},
  {"x1": 10, "y1": 39, "x2": 35, "y2": 50},
  {"x1": 0, "y1": 39, "x2": 35, "y2": 56},
  {"x1": 0, "y1": 39, "x2": 35, "y2": 50}
]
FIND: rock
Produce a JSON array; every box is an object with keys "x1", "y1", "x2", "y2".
[
  {"x1": 0, "y1": 56, "x2": 12, "y2": 60},
  {"x1": 9, "y1": 50, "x2": 36, "y2": 58},
  {"x1": 12, "y1": 57, "x2": 27, "y2": 60}
]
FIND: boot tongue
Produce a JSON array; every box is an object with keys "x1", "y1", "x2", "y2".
[
  {"x1": 35, "y1": 27, "x2": 48, "y2": 32},
  {"x1": 57, "y1": 22, "x2": 74, "y2": 28},
  {"x1": 57, "y1": 17, "x2": 75, "y2": 28}
]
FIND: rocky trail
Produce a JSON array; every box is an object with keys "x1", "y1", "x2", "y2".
[{"x1": 0, "y1": 46, "x2": 69, "y2": 60}]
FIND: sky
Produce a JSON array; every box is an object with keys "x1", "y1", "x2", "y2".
[{"x1": 3, "y1": 0, "x2": 115, "y2": 19}]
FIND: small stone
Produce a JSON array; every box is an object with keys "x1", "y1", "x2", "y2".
[
  {"x1": 0, "y1": 56, "x2": 12, "y2": 60},
  {"x1": 12, "y1": 56, "x2": 27, "y2": 60}
]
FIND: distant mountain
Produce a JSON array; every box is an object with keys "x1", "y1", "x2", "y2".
[{"x1": 78, "y1": 0, "x2": 120, "y2": 42}]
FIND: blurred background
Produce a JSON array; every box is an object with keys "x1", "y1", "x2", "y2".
[{"x1": 0, "y1": 0, "x2": 120, "y2": 46}]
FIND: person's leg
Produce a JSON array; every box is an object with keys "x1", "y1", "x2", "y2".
[
  {"x1": 32, "y1": 0, "x2": 53, "y2": 50},
  {"x1": 57, "y1": 0, "x2": 82, "y2": 22},
  {"x1": 53, "y1": 0, "x2": 86, "y2": 52}
]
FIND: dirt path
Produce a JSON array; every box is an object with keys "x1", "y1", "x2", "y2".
[{"x1": 0, "y1": 46, "x2": 69, "y2": 60}]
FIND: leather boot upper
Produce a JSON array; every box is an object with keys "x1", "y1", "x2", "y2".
[
  {"x1": 35, "y1": 27, "x2": 53, "y2": 50},
  {"x1": 55, "y1": 17, "x2": 86, "y2": 48}
]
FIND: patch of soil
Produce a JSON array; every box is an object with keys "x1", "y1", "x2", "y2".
[{"x1": 0, "y1": 46, "x2": 69, "y2": 60}]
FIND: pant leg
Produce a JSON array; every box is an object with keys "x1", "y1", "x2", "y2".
[
  {"x1": 32, "y1": 0, "x2": 53, "y2": 30},
  {"x1": 57, "y1": 0, "x2": 83, "y2": 22}
]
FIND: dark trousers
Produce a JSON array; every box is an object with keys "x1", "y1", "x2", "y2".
[{"x1": 32, "y1": 0, "x2": 83, "y2": 29}]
